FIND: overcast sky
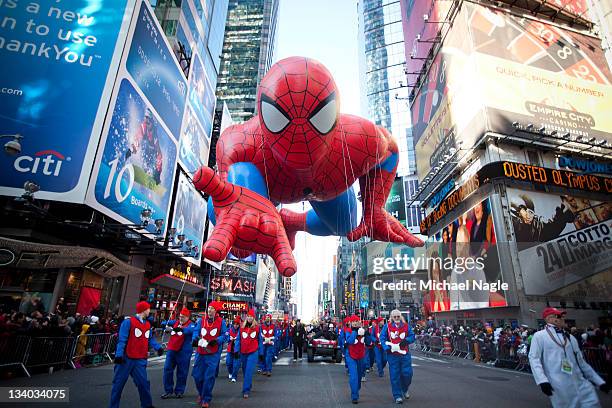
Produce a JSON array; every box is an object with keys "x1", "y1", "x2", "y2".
[{"x1": 275, "y1": 0, "x2": 360, "y2": 321}]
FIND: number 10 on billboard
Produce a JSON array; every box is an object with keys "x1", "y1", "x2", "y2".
[{"x1": 104, "y1": 158, "x2": 134, "y2": 203}]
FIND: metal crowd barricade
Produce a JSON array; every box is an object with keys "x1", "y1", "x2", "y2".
[
  {"x1": 0, "y1": 335, "x2": 31, "y2": 377},
  {"x1": 429, "y1": 336, "x2": 444, "y2": 354},
  {"x1": 107, "y1": 333, "x2": 118, "y2": 358},
  {"x1": 25, "y1": 336, "x2": 75, "y2": 370},
  {"x1": 582, "y1": 347, "x2": 608, "y2": 377},
  {"x1": 70, "y1": 333, "x2": 113, "y2": 368},
  {"x1": 495, "y1": 342, "x2": 520, "y2": 369},
  {"x1": 452, "y1": 335, "x2": 473, "y2": 359}
]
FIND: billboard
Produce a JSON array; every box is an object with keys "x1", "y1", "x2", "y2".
[
  {"x1": 86, "y1": 0, "x2": 185, "y2": 236},
  {"x1": 413, "y1": 3, "x2": 612, "y2": 181},
  {"x1": 0, "y1": 0, "x2": 135, "y2": 202},
  {"x1": 188, "y1": 53, "x2": 216, "y2": 140},
  {"x1": 124, "y1": 1, "x2": 187, "y2": 138},
  {"x1": 171, "y1": 171, "x2": 208, "y2": 265},
  {"x1": 425, "y1": 198, "x2": 509, "y2": 311},
  {"x1": 507, "y1": 188, "x2": 611, "y2": 295},
  {"x1": 178, "y1": 105, "x2": 211, "y2": 174},
  {"x1": 385, "y1": 177, "x2": 407, "y2": 226},
  {"x1": 210, "y1": 273, "x2": 257, "y2": 302},
  {"x1": 400, "y1": 0, "x2": 452, "y2": 85}
]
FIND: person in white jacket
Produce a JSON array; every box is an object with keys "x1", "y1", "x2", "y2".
[{"x1": 528, "y1": 307, "x2": 609, "y2": 408}]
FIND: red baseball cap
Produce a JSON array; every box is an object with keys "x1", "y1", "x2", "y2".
[
  {"x1": 208, "y1": 301, "x2": 223, "y2": 311},
  {"x1": 180, "y1": 307, "x2": 190, "y2": 317},
  {"x1": 542, "y1": 307, "x2": 566, "y2": 319},
  {"x1": 247, "y1": 308, "x2": 256, "y2": 317}
]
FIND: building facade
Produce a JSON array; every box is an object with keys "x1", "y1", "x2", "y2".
[
  {"x1": 0, "y1": 0, "x2": 228, "y2": 319},
  {"x1": 404, "y1": 0, "x2": 612, "y2": 328}
]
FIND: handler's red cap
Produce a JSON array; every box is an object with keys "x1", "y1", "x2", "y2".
[
  {"x1": 208, "y1": 301, "x2": 223, "y2": 311},
  {"x1": 180, "y1": 307, "x2": 191, "y2": 317},
  {"x1": 542, "y1": 307, "x2": 566, "y2": 319},
  {"x1": 233, "y1": 316, "x2": 241, "y2": 324},
  {"x1": 136, "y1": 301, "x2": 150, "y2": 314},
  {"x1": 247, "y1": 308, "x2": 256, "y2": 317},
  {"x1": 264, "y1": 314, "x2": 272, "y2": 320}
]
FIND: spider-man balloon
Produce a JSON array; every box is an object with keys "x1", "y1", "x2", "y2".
[{"x1": 194, "y1": 57, "x2": 424, "y2": 277}]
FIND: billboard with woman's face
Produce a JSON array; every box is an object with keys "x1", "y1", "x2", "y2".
[{"x1": 424, "y1": 198, "x2": 508, "y2": 312}]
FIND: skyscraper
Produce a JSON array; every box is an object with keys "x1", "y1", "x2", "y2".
[
  {"x1": 216, "y1": 0, "x2": 279, "y2": 123},
  {"x1": 357, "y1": 0, "x2": 423, "y2": 234},
  {"x1": 357, "y1": 0, "x2": 415, "y2": 177}
]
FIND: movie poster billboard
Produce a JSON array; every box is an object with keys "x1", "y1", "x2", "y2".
[
  {"x1": 507, "y1": 188, "x2": 612, "y2": 295},
  {"x1": 86, "y1": 0, "x2": 185, "y2": 236},
  {"x1": 0, "y1": 0, "x2": 135, "y2": 202},
  {"x1": 424, "y1": 198, "x2": 508, "y2": 312},
  {"x1": 385, "y1": 177, "x2": 407, "y2": 226},
  {"x1": 171, "y1": 171, "x2": 208, "y2": 265},
  {"x1": 412, "y1": 2, "x2": 612, "y2": 182}
]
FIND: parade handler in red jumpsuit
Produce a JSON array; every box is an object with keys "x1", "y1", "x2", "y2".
[{"x1": 109, "y1": 301, "x2": 164, "y2": 408}]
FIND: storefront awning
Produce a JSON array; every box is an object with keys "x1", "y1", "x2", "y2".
[
  {"x1": 0, "y1": 236, "x2": 143, "y2": 276},
  {"x1": 149, "y1": 274, "x2": 205, "y2": 294}
]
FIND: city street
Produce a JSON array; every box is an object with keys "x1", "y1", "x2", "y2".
[{"x1": 5, "y1": 349, "x2": 606, "y2": 408}]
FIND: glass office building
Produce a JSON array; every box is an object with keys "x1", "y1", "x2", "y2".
[
  {"x1": 216, "y1": 0, "x2": 279, "y2": 123},
  {"x1": 358, "y1": 0, "x2": 415, "y2": 176}
]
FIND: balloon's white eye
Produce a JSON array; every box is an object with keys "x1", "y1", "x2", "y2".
[
  {"x1": 242, "y1": 332, "x2": 248, "y2": 339},
  {"x1": 134, "y1": 328, "x2": 142, "y2": 338},
  {"x1": 201, "y1": 328, "x2": 207, "y2": 337},
  {"x1": 308, "y1": 93, "x2": 336, "y2": 134},
  {"x1": 210, "y1": 328, "x2": 218, "y2": 336},
  {"x1": 145, "y1": 330, "x2": 150, "y2": 339},
  {"x1": 250, "y1": 331, "x2": 257, "y2": 338},
  {"x1": 261, "y1": 97, "x2": 290, "y2": 133}
]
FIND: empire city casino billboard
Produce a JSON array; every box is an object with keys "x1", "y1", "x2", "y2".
[{"x1": 412, "y1": 2, "x2": 611, "y2": 181}]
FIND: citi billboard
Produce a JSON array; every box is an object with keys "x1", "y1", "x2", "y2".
[{"x1": 0, "y1": 0, "x2": 136, "y2": 202}]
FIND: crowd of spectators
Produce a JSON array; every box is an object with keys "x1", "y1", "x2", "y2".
[
  {"x1": 414, "y1": 321, "x2": 612, "y2": 375},
  {"x1": 0, "y1": 297, "x2": 121, "y2": 339}
]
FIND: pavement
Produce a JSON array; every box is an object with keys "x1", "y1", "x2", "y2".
[{"x1": 2, "y1": 348, "x2": 611, "y2": 408}]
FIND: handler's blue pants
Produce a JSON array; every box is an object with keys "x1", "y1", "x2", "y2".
[
  {"x1": 368, "y1": 347, "x2": 375, "y2": 368},
  {"x1": 346, "y1": 354, "x2": 365, "y2": 401},
  {"x1": 387, "y1": 353, "x2": 413, "y2": 399},
  {"x1": 192, "y1": 352, "x2": 221, "y2": 403},
  {"x1": 226, "y1": 351, "x2": 241, "y2": 378},
  {"x1": 241, "y1": 352, "x2": 258, "y2": 394},
  {"x1": 263, "y1": 344, "x2": 275, "y2": 372},
  {"x1": 163, "y1": 350, "x2": 191, "y2": 395},
  {"x1": 374, "y1": 346, "x2": 387, "y2": 377},
  {"x1": 109, "y1": 357, "x2": 151, "y2": 408}
]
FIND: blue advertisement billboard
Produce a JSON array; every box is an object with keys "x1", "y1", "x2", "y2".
[
  {"x1": 86, "y1": 0, "x2": 183, "y2": 235},
  {"x1": 125, "y1": 1, "x2": 187, "y2": 138},
  {"x1": 178, "y1": 105, "x2": 210, "y2": 175},
  {"x1": 188, "y1": 53, "x2": 216, "y2": 139},
  {"x1": 171, "y1": 171, "x2": 208, "y2": 265},
  {"x1": 0, "y1": 0, "x2": 135, "y2": 202},
  {"x1": 88, "y1": 78, "x2": 177, "y2": 233}
]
